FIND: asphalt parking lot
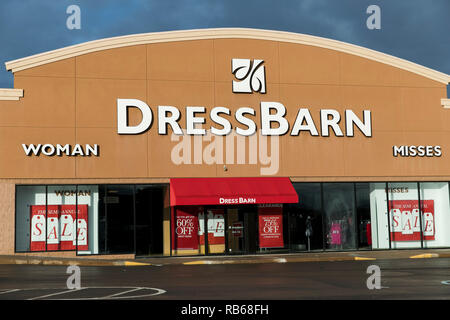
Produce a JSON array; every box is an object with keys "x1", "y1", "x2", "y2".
[{"x1": 0, "y1": 256, "x2": 449, "y2": 300}]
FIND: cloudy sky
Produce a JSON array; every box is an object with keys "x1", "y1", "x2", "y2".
[{"x1": 0, "y1": 0, "x2": 449, "y2": 93}]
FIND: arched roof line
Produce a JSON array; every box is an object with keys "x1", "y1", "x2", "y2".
[{"x1": 4, "y1": 28, "x2": 450, "y2": 84}]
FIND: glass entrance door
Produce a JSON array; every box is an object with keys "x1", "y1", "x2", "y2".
[
  {"x1": 226, "y1": 206, "x2": 257, "y2": 254},
  {"x1": 135, "y1": 185, "x2": 164, "y2": 256},
  {"x1": 226, "y1": 208, "x2": 244, "y2": 254}
]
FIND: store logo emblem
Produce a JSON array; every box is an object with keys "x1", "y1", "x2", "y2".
[{"x1": 232, "y1": 59, "x2": 266, "y2": 93}]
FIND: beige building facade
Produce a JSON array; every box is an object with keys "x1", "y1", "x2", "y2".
[{"x1": 0, "y1": 28, "x2": 449, "y2": 258}]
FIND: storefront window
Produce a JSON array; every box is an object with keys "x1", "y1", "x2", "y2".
[
  {"x1": 355, "y1": 183, "x2": 372, "y2": 249},
  {"x1": 16, "y1": 184, "x2": 168, "y2": 256},
  {"x1": 205, "y1": 208, "x2": 226, "y2": 254},
  {"x1": 369, "y1": 183, "x2": 388, "y2": 249},
  {"x1": 46, "y1": 185, "x2": 77, "y2": 251},
  {"x1": 74, "y1": 185, "x2": 99, "y2": 255},
  {"x1": 419, "y1": 182, "x2": 450, "y2": 248},
  {"x1": 16, "y1": 186, "x2": 46, "y2": 252},
  {"x1": 15, "y1": 182, "x2": 450, "y2": 255},
  {"x1": 287, "y1": 183, "x2": 323, "y2": 251},
  {"x1": 172, "y1": 204, "x2": 289, "y2": 256},
  {"x1": 323, "y1": 183, "x2": 357, "y2": 250},
  {"x1": 387, "y1": 182, "x2": 421, "y2": 249}
]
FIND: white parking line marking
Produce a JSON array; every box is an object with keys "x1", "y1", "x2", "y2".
[
  {"x1": 109, "y1": 288, "x2": 166, "y2": 300},
  {"x1": 0, "y1": 287, "x2": 166, "y2": 300},
  {"x1": 28, "y1": 287, "x2": 87, "y2": 300},
  {"x1": 63, "y1": 287, "x2": 167, "y2": 300},
  {"x1": 103, "y1": 287, "x2": 143, "y2": 299},
  {"x1": 0, "y1": 289, "x2": 20, "y2": 295}
]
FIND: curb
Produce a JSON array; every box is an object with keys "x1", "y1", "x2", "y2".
[
  {"x1": 182, "y1": 256, "x2": 377, "y2": 265},
  {"x1": 181, "y1": 251, "x2": 450, "y2": 265},
  {"x1": 120, "y1": 261, "x2": 153, "y2": 267},
  {"x1": 0, "y1": 257, "x2": 152, "y2": 267},
  {"x1": 409, "y1": 253, "x2": 439, "y2": 259},
  {"x1": 1, "y1": 250, "x2": 450, "y2": 267}
]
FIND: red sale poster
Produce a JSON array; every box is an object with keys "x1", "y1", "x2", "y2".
[
  {"x1": 258, "y1": 204, "x2": 284, "y2": 248},
  {"x1": 30, "y1": 205, "x2": 46, "y2": 251},
  {"x1": 173, "y1": 206, "x2": 201, "y2": 250},
  {"x1": 389, "y1": 200, "x2": 435, "y2": 241},
  {"x1": 30, "y1": 204, "x2": 88, "y2": 251},
  {"x1": 76, "y1": 205, "x2": 89, "y2": 251},
  {"x1": 59, "y1": 204, "x2": 89, "y2": 251},
  {"x1": 46, "y1": 205, "x2": 59, "y2": 251},
  {"x1": 60, "y1": 205, "x2": 76, "y2": 250}
]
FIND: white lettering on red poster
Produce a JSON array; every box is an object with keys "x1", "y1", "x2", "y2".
[
  {"x1": 75, "y1": 205, "x2": 88, "y2": 251},
  {"x1": 76, "y1": 218, "x2": 88, "y2": 249},
  {"x1": 60, "y1": 207, "x2": 75, "y2": 250},
  {"x1": 258, "y1": 204, "x2": 284, "y2": 248},
  {"x1": 173, "y1": 206, "x2": 200, "y2": 250},
  {"x1": 30, "y1": 206, "x2": 46, "y2": 251},
  {"x1": 46, "y1": 206, "x2": 59, "y2": 250},
  {"x1": 30, "y1": 204, "x2": 88, "y2": 251},
  {"x1": 389, "y1": 200, "x2": 435, "y2": 241},
  {"x1": 176, "y1": 215, "x2": 196, "y2": 237}
]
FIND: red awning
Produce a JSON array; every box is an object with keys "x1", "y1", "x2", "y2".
[{"x1": 170, "y1": 177, "x2": 298, "y2": 206}]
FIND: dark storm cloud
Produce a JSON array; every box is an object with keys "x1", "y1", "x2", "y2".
[{"x1": 0, "y1": 0, "x2": 448, "y2": 91}]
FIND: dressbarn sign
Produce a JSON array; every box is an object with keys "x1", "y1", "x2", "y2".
[
  {"x1": 117, "y1": 99, "x2": 372, "y2": 138},
  {"x1": 21, "y1": 59, "x2": 374, "y2": 159},
  {"x1": 117, "y1": 59, "x2": 373, "y2": 138}
]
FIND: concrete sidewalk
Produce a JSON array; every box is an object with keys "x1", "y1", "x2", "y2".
[{"x1": 1, "y1": 248, "x2": 450, "y2": 267}]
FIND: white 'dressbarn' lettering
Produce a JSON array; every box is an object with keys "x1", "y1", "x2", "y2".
[
  {"x1": 117, "y1": 99, "x2": 372, "y2": 138},
  {"x1": 22, "y1": 144, "x2": 99, "y2": 156},
  {"x1": 219, "y1": 197, "x2": 257, "y2": 204}
]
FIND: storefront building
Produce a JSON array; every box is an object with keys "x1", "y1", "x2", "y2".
[{"x1": 0, "y1": 28, "x2": 450, "y2": 259}]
